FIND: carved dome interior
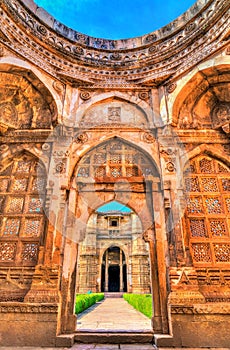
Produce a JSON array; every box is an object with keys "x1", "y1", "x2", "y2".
[
  {"x1": 173, "y1": 65, "x2": 230, "y2": 130},
  {"x1": 0, "y1": 65, "x2": 57, "y2": 133}
]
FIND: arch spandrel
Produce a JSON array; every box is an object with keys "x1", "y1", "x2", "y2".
[
  {"x1": 0, "y1": 65, "x2": 58, "y2": 133},
  {"x1": 74, "y1": 92, "x2": 153, "y2": 128},
  {"x1": 170, "y1": 61, "x2": 230, "y2": 130},
  {"x1": 80, "y1": 98, "x2": 149, "y2": 129}
]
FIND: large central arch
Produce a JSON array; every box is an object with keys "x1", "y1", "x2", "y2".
[{"x1": 58, "y1": 137, "x2": 170, "y2": 335}]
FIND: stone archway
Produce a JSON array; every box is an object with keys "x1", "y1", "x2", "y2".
[
  {"x1": 101, "y1": 246, "x2": 127, "y2": 293},
  {"x1": 58, "y1": 137, "x2": 170, "y2": 335}
]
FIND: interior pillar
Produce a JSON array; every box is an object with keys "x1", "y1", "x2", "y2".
[
  {"x1": 143, "y1": 227, "x2": 163, "y2": 333},
  {"x1": 120, "y1": 249, "x2": 123, "y2": 292},
  {"x1": 105, "y1": 250, "x2": 109, "y2": 292}
]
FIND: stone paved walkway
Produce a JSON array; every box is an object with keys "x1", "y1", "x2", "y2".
[
  {"x1": 0, "y1": 347, "x2": 229, "y2": 349},
  {"x1": 77, "y1": 298, "x2": 152, "y2": 332}
]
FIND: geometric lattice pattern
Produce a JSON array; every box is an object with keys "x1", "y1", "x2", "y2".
[
  {"x1": 76, "y1": 140, "x2": 156, "y2": 179},
  {"x1": 21, "y1": 243, "x2": 39, "y2": 262},
  {"x1": 189, "y1": 219, "x2": 208, "y2": 238},
  {"x1": 0, "y1": 242, "x2": 17, "y2": 261},
  {"x1": 3, "y1": 218, "x2": 20, "y2": 235},
  {"x1": 209, "y1": 220, "x2": 227, "y2": 237},
  {"x1": 191, "y1": 243, "x2": 212, "y2": 262},
  {"x1": 24, "y1": 219, "x2": 41, "y2": 236},
  {"x1": 184, "y1": 156, "x2": 230, "y2": 266},
  {"x1": 0, "y1": 154, "x2": 46, "y2": 265},
  {"x1": 213, "y1": 244, "x2": 230, "y2": 262}
]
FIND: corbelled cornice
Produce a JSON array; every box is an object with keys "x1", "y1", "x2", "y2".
[{"x1": 0, "y1": 0, "x2": 229, "y2": 87}]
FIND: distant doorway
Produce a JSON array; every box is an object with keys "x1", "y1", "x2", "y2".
[
  {"x1": 101, "y1": 246, "x2": 127, "y2": 292},
  {"x1": 109, "y1": 265, "x2": 120, "y2": 292}
]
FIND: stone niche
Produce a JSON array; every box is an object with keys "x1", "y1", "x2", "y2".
[
  {"x1": 173, "y1": 66, "x2": 230, "y2": 131},
  {"x1": 0, "y1": 67, "x2": 57, "y2": 133},
  {"x1": 80, "y1": 98, "x2": 149, "y2": 128}
]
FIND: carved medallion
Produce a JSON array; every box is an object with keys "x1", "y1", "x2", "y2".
[
  {"x1": 167, "y1": 82, "x2": 177, "y2": 94},
  {"x1": 74, "y1": 132, "x2": 88, "y2": 144},
  {"x1": 108, "y1": 107, "x2": 121, "y2": 122},
  {"x1": 212, "y1": 103, "x2": 230, "y2": 133},
  {"x1": 0, "y1": 102, "x2": 18, "y2": 129},
  {"x1": 142, "y1": 132, "x2": 155, "y2": 143},
  {"x1": 138, "y1": 91, "x2": 149, "y2": 100},
  {"x1": 145, "y1": 34, "x2": 157, "y2": 43},
  {"x1": 80, "y1": 91, "x2": 91, "y2": 101}
]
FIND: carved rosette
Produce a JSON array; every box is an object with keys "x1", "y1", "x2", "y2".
[
  {"x1": 74, "y1": 132, "x2": 88, "y2": 144},
  {"x1": 145, "y1": 34, "x2": 157, "y2": 43},
  {"x1": 184, "y1": 22, "x2": 196, "y2": 33},
  {"x1": 142, "y1": 132, "x2": 155, "y2": 143},
  {"x1": 80, "y1": 91, "x2": 91, "y2": 101},
  {"x1": 73, "y1": 45, "x2": 84, "y2": 55},
  {"x1": 37, "y1": 25, "x2": 48, "y2": 36},
  {"x1": 110, "y1": 53, "x2": 122, "y2": 61},
  {"x1": 166, "y1": 161, "x2": 176, "y2": 172},
  {"x1": 226, "y1": 46, "x2": 230, "y2": 55},
  {"x1": 52, "y1": 80, "x2": 65, "y2": 95},
  {"x1": 148, "y1": 45, "x2": 158, "y2": 54},
  {"x1": 138, "y1": 91, "x2": 149, "y2": 100},
  {"x1": 167, "y1": 82, "x2": 177, "y2": 94}
]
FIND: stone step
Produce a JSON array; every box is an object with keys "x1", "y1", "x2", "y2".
[
  {"x1": 104, "y1": 292, "x2": 124, "y2": 298},
  {"x1": 74, "y1": 331, "x2": 154, "y2": 344}
]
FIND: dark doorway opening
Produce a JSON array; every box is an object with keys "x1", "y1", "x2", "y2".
[
  {"x1": 101, "y1": 246, "x2": 127, "y2": 292},
  {"x1": 108, "y1": 265, "x2": 120, "y2": 292}
]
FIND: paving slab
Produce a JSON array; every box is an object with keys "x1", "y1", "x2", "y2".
[{"x1": 77, "y1": 298, "x2": 152, "y2": 332}]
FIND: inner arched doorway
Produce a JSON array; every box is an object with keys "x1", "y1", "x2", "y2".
[
  {"x1": 76, "y1": 200, "x2": 150, "y2": 294},
  {"x1": 61, "y1": 138, "x2": 169, "y2": 334},
  {"x1": 101, "y1": 246, "x2": 127, "y2": 292}
]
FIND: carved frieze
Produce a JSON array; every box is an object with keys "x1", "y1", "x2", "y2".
[
  {"x1": 212, "y1": 103, "x2": 230, "y2": 134},
  {"x1": 0, "y1": 303, "x2": 58, "y2": 313},
  {"x1": 0, "y1": 72, "x2": 56, "y2": 131}
]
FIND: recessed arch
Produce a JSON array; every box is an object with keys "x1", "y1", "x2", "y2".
[
  {"x1": 72, "y1": 136, "x2": 159, "y2": 179},
  {"x1": 170, "y1": 62, "x2": 230, "y2": 128},
  {"x1": 0, "y1": 62, "x2": 61, "y2": 127},
  {"x1": 76, "y1": 198, "x2": 150, "y2": 294},
  {"x1": 75, "y1": 92, "x2": 153, "y2": 127},
  {"x1": 181, "y1": 144, "x2": 230, "y2": 171}
]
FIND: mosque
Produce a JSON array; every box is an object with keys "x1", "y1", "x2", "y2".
[{"x1": 0, "y1": 0, "x2": 229, "y2": 347}]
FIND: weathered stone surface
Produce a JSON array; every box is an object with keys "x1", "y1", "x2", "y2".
[{"x1": 0, "y1": 0, "x2": 229, "y2": 347}]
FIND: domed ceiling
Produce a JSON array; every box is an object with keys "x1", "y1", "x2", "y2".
[{"x1": 34, "y1": 0, "x2": 195, "y2": 39}]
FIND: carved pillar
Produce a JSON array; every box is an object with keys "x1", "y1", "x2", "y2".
[
  {"x1": 151, "y1": 87, "x2": 162, "y2": 127},
  {"x1": 58, "y1": 188, "x2": 78, "y2": 334},
  {"x1": 105, "y1": 250, "x2": 109, "y2": 292},
  {"x1": 146, "y1": 179, "x2": 170, "y2": 334},
  {"x1": 120, "y1": 249, "x2": 123, "y2": 292},
  {"x1": 143, "y1": 227, "x2": 162, "y2": 333}
]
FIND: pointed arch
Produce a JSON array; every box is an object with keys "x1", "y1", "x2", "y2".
[
  {"x1": 181, "y1": 144, "x2": 230, "y2": 171},
  {"x1": 75, "y1": 91, "x2": 153, "y2": 127},
  {"x1": 72, "y1": 135, "x2": 160, "y2": 178}
]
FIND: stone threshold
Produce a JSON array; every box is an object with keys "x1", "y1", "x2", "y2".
[
  {"x1": 74, "y1": 331, "x2": 154, "y2": 344},
  {"x1": 56, "y1": 332, "x2": 175, "y2": 347}
]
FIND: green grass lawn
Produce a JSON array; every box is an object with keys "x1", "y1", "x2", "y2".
[
  {"x1": 75, "y1": 293, "x2": 104, "y2": 314},
  {"x1": 123, "y1": 293, "x2": 152, "y2": 318}
]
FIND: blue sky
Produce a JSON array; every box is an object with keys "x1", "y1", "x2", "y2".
[
  {"x1": 35, "y1": 0, "x2": 195, "y2": 39},
  {"x1": 97, "y1": 201, "x2": 132, "y2": 213}
]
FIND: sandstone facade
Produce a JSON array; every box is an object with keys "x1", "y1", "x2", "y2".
[{"x1": 0, "y1": 0, "x2": 230, "y2": 347}]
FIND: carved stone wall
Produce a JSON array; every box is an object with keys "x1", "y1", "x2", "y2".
[{"x1": 0, "y1": 0, "x2": 229, "y2": 347}]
